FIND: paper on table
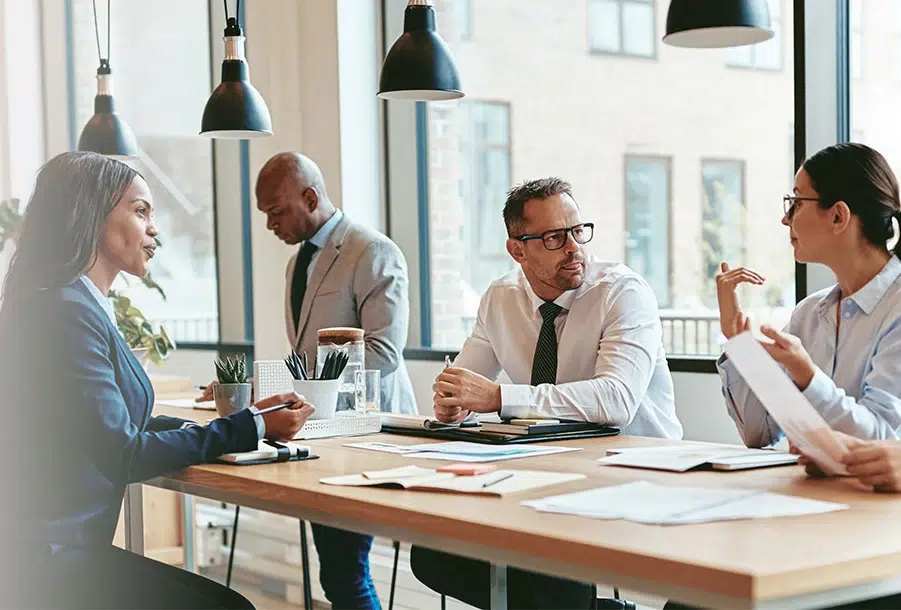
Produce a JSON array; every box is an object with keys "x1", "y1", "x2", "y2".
[
  {"x1": 156, "y1": 398, "x2": 216, "y2": 411},
  {"x1": 403, "y1": 442, "x2": 581, "y2": 463},
  {"x1": 724, "y1": 332, "x2": 850, "y2": 475},
  {"x1": 322, "y1": 468, "x2": 585, "y2": 496},
  {"x1": 523, "y1": 481, "x2": 758, "y2": 523},
  {"x1": 344, "y1": 442, "x2": 422, "y2": 454},
  {"x1": 599, "y1": 444, "x2": 798, "y2": 472},
  {"x1": 522, "y1": 481, "x2": 847, "y2": 525}
]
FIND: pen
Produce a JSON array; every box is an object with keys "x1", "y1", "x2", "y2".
[
  {"x1": 481, "y1": 472, "x2": 514, "y2": 488},
  {"x1": 253, "y1": 402, "x2": 293, "y2": 416}
]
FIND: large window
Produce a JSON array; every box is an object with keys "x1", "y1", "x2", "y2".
[
  {"x1": 701, "y1": 161, "x2": 747, "y2": 307},
  {"x1": 395, "y1": 0, "x2": 797, "y2": 357},
  {"x1": 588, "y1": 0, "x2": 655, "y2": 58},
  {"x1": 70, "y1": 0, "x2": 219, "y2": 342},
  {"x1": 625, "y1": 156, "x2": 671, "y2": 307},
  {"x1": 726, "y1": 0, "x2": 783, "y2": 71}
]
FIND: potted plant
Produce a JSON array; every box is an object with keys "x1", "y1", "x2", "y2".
[
  {"x1": 0, "y1": 198, "x2": 175, "y2": 367},
  {"x1": 213, "y1": 354, "x2": 252, "y2": 417}
]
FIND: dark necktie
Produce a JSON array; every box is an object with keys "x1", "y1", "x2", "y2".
[
  {"x1": 531, "y1": 301, "x2": 563, "y2": 386},
  {"x1": 291, "y1": 241, "x2": 319, "y2": 328}
]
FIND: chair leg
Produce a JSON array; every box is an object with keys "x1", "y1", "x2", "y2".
[
  {"x1": 299, "y1": 520, "x2": 314, "y2": 610},
  {"x1": 441, "y1": 594, "x2": 446, "y2": 610},
  {"x1": 226, "y1": 506, "x2": 240, "y2": 588},
  {"x1": 389, "y1": 540, "x2": 401, "y2": 610}
]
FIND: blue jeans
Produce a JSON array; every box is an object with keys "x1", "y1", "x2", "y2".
[{"x1": 310, "y1": 524, "x2": 381, "y2": 610}]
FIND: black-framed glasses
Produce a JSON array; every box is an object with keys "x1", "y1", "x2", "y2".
[
  {"x1": 514, "y1": 223, "x2": 594, "y2": 251},
  {"x1": 783, "y1": 194, "x2": 819, "y2": 219}
]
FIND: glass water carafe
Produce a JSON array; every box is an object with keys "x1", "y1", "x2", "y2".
[{"x1": 316, "y1": 327, "x2": 365, "y2": 412}]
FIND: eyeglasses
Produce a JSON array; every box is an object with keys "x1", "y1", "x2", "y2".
[
  {"x1": 513, "y1": 223, "x2": 594, "y2": 251},
  {"x1": 783, "y1": 194, "x2": 819, "y2": 219}
]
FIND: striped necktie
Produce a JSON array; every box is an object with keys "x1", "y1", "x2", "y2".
[{"x1": 531, "y1": 301, "x2": 563, "y2": 386}]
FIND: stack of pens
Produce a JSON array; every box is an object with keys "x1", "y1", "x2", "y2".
[{"x1": 285, "y1": 350, "x2": 349, "y2": 381}]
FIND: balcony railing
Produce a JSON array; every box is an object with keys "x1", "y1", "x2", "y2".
[
  {"x1": 155, "y1": 315, "x2": 219, "y2": 343},
  {"x1": 660, "y1": 310, "x2": 722, "y2": 357}
]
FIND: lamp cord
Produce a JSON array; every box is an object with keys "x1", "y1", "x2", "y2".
[
  {"x1": 223, "y1": 0, "x2": 241, "y2": 23},
  {"x1": 91, "y1": 0, "x2": 111, "y2": 68}
]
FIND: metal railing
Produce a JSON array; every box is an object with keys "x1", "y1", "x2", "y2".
[
  {"x1": 660, "y1": 310, "x2": 722, "y2": 357},
  {"x1": 155, "y1": 315, "x2": 218, "y2": 343}
]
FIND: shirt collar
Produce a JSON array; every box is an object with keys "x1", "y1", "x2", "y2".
[
  {"x1": 526, "y1": 279, "x2": 579, "y2": 317},
  {"x1": 816, "y1": 257, "x2": 901, "y2": 317},
  {"x1": 78, "y1": 275, "x2": 117, "y2": 326},
  {"x1": 308, "y1": 209, "x2": 343, "y2": 250}
]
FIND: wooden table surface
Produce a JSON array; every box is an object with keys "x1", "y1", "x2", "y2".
[{"x1": 149, "y1": 404, "x2": 901, "y2": 609}]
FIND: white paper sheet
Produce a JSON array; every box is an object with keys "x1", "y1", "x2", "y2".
[
  {"x1": 345, "y1": 440, "x2": 580, "y2": 463},
  {"x1": 724, "y1": 332, "x2": 850, "y2": 475},
  {"x1": 156, "y1": 398, "x2": 216, "y2": 411},
  {"x1": 599, "y1": 445, "x2": 798, "y2": 472},
  {"x1": 522, "y1": 481, "x2": 847, "y2": 525}
]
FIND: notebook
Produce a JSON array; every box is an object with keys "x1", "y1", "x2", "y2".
[
  {"x1": 600, "y1": 445, "x2": 799, "y2": 472},
  {"x1": 379, "y1": 413, "x2": 479, "y2": 431},
  {"x1": 320, "y1": 465, "x2": 585, "y2": 496},
  {"x1": 479, "y1": 420, "x2": 603, "y2": 436},
  {"x1": 218, "y1": 439, "x2": 319, "y2": 465}
]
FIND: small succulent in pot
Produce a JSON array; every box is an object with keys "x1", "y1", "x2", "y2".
[{"x1": 212, "y1": 355, "x2": 251, "y2": 417}]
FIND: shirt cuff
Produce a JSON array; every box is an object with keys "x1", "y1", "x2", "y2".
[
  {"x1": 179, "y1": 421, "x2": 197, "y2": 429},
  {"x1": 249, "y1": 406, "x2": 266, "y2": 440},
  {"x1": 499, "y1": 384, "x2": 531, "y2": 420},
  {"x1": 801, "y1": 367, "x2": 833, "y2": 408}
]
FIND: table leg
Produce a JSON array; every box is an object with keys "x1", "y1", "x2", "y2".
[
  {"x1": 124, "y1": 483, "x2": 145, "y2": 555},
  {"x1": 489, "y1": 563, "x2": 508, "y2": 610},
  {"x1": 181, "y1": 494, "x2": 196, "y2": 572}
]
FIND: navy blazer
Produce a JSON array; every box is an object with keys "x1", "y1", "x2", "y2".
[{"x1": 0, "y1": 279, "x2": 258, "y2": 550}]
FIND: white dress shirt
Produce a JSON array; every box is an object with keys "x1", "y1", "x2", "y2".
[{"x1": 454, "y1": 257, "x2": 683, "y2": 439}]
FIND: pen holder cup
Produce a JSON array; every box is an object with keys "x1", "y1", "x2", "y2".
[{"x1": 292, "y1": 378, "x2": 341, "y2": 420}]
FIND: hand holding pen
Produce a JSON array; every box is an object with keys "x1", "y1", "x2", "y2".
[{"x1": 252, "y1": 392, "x2": 315, "y2": 442}]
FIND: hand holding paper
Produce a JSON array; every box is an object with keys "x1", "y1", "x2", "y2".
[{"x1": 724, "y1": 332, "x2": 850, "y2": 475}]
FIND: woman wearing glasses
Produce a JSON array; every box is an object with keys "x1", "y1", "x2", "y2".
[{"x1": 716, "y1": 142, "x2": 901, "y2": 450}]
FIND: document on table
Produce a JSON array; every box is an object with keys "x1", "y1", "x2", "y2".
[
  {"x1": 155, "y1": 398, "x2": 216, "y2": 411},
  {"x1": 522, "y1": 481, "x2": 847, "y2": 525},
  {"x1": 724, "y1": 332, "x2": 850, "y2": 475},
  {"x1": 599, "y1": 444, "x2": 799, "y2": 472},
  {"x1": 321, "y1": 465, "x2": 585, "y2": 496},
  {"x1": 344, "y1": 440, "x2": 581, "y2": 462}
]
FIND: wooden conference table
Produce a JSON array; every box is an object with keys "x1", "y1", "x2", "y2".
[{"x1": 127, "y1": 403, "x2": 901, "y2": 609}]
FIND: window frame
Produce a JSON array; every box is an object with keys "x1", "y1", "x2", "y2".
[
  {"x1": 623, "y1": 154, "x2": 673, "y2": 309},
  {"x1": 587, "y1": 0, "x2": 658, "y2": 60},
  {"x1": 458, "y1": 99, "x2": 514, "y2": 302}
]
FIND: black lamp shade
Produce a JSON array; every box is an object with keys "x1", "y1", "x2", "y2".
[
  {"x1": 201, "y1": 58, "x2": 273, "y2": 138},
  {"x1": 663, "y1": 0, "x2": 774, "y2": 48},
  {"x1": 77, "y1": 94, "x2": 139, "y2": 160},
  {"x1": 378, "y1": 3, "x2": 463, "y2": 101}
]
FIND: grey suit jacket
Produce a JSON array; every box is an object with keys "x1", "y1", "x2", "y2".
[{"x1": 284, "y1": 214, "x2": 416, "y2": 414}]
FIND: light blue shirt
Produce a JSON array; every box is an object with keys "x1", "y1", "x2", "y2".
[
  {"x1": 78, "y1": 276, "x2": 265, "y2": 440},
  {"x1": 304, "y1": 209, "x2": 344, "y2": 281},
  {"x1": 719, "y1": 256, "x2": 901, "y2": 447}
]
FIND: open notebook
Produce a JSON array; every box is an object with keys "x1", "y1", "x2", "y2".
[
  {"x1": 218, "y1": 440, "x2": 319, "y2": 465},
  {"x1": 320, "y1": 465, "x2": 584, "y2": 496},
  {"x1": 599, "y1": 444, "x2": 799, "y2": 472}
]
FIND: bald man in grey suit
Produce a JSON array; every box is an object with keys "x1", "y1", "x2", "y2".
[{"x1": 258, "y1": 152, "x2": 416, "y2": 608}]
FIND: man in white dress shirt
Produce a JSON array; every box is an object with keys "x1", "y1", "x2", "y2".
[{"x1": 411, "y1": 177, "x2": 682, "y2": 609}]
